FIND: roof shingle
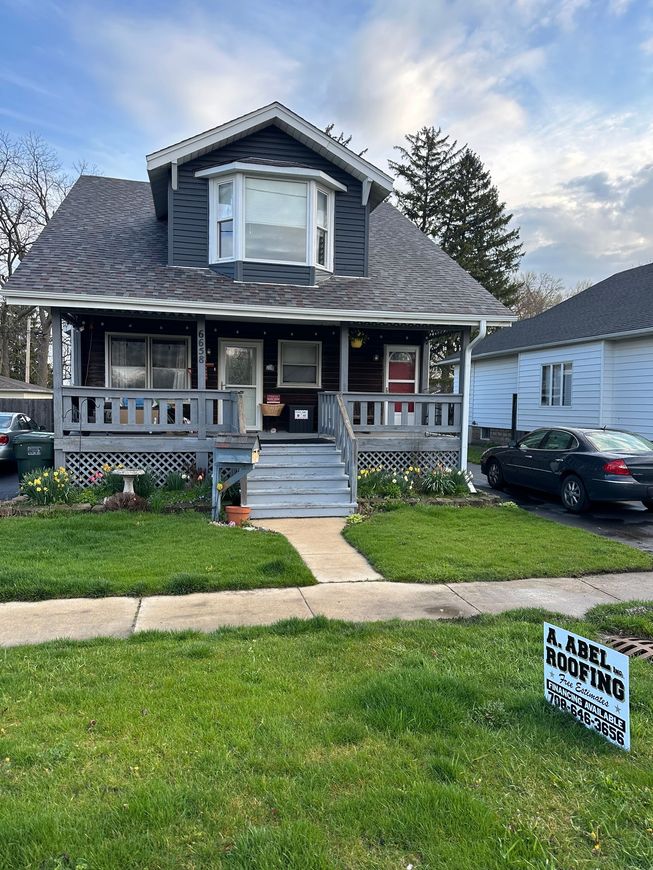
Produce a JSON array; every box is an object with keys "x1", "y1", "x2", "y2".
[
  {"x1": 4, "y1": 175, "x2": 512, "y2": 322},
  {"x1": 473, "y1": 262, "x2": 653, "y2": 358}
]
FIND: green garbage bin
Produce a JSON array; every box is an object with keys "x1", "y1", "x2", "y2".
[{"x1": 13, "y1": 432, "x2": 55, "y2": 480}]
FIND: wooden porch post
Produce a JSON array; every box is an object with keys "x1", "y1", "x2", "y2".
[
  {"x1": 458, "y1": 327, "x2": 471, "y2": 471},
  {"x1": 339, "y1": 325, "x2": 349, "y2": 392},
  {"x1": 51, "y1": 308, "x2": 64, "y2": 467},
  {"x1": 196, "y1": 315, "x2": 208, "y2": 471}
]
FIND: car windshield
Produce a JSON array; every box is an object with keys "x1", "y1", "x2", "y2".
[
  {"x1": 586, "y1": 430, "x2": 653, "y2": 454},
  {"x1": 0, "y1": 413, "x2": 13, "y2": 430}
]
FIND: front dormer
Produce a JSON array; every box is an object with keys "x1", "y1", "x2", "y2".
[{"x1": 146, "y1": 103, "x2": 393, "y2": 286}]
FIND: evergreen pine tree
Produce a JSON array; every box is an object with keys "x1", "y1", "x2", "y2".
[
  {"x1": 438, "y1": 148, "x2": 523, "y2": 307},
  {"x1": 388, "y1": 127, "x2": 462, "y2": 237}
]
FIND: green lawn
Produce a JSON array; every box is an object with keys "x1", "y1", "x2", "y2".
[
  {"x1": 344, "y1": 505, "x2": 653, "y2": 582},
  {"x1": 0, "y1": 513, "x2": 314, "y2": 602},
  {"x1": 1, "y1": 608, "x2": 653, "y2": 869},
  {"x1": 467, "y1": 443, "x2": 496, "y2": 464}
]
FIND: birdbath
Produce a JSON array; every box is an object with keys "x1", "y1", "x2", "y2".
[{"x1": 111, "y1": 467, "x2": 145, "y2": 495}]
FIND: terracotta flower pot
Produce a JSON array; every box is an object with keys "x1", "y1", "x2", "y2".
[{"x1": 225, "y1": 505, "x2": 251, "y2": 526}]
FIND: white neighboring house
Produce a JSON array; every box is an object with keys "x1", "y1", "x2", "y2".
[{"x1": 450, "y1": 262, "x2": 653, "y2": 443}]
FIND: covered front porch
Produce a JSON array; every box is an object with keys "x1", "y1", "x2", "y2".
[{"x1": 51, "y1": 307, "x2": 476, "y2": 499}]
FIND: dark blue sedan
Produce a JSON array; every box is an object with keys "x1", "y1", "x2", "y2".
[{"x1": 480, "y1": 428, "x2": 653, "y2": 513}]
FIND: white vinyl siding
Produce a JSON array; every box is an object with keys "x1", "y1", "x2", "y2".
[
  {"x1": 604, "y1": 337, "x2": 653, "y2": 439},
  {"x1": 468, "y1": 356, "x2": 518, "y2": 428},
  {"x1": 517, "y1": 342, "x2": 604, "y2": 429}
]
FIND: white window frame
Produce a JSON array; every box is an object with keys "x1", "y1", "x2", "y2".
[
  {"x1": 105, "y1": 332, "x2": 191, "y2": 390},
  {"x1": 540, "y1": 362, "x2": 572, "y2": 407},
  {"x1": 208, "y1": 174, "x2": 335, "y2": 270},
  {"x1": 277, "y1": 339, "x2": 322, "y2": 389}
]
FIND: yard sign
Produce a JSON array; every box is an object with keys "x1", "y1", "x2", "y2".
[{"x1": 544, "y1": 623, "x2": 630, "y2": 751}]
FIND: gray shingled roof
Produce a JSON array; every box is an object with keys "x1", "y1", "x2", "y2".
[
  {"x1": 0, "y1": 375, "x2": 52, "y2": 393},
  {"x1": 473, "y1": 262, "x2": 653, "y2": 358},
  {"x1": 3, "y1": 175, "x2": 512, "y2": 321}
]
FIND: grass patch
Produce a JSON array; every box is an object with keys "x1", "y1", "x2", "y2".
[
  {"x1": 343, "y1": 505, "x2": 653, "y2": 582},
  {"x1": 467, "y1": 443, "x2": 498, "y2": 464},
  {"x1": 1, "y1": 609, "x2": 652, "y2": 868},
  {"x1": 0, "y1": 512, "x2": 314, "y2": 601}
]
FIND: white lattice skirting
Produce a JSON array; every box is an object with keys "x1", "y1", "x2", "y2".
[
  {"x1": 65, "y1": 452, "x2": 204, "y2": 485},
  {"x1": 357, "y1": 450, "x2": 460, "y2": 473}
]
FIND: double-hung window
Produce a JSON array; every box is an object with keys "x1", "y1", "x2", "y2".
[
  {"x1": 216, "y1": 181, "x2": 234, "y2": 259},
  {"x1": 541, "y1": 362, "x2": 572, "y2": 406},
  {"x1": 278, "y1": 340, "x2": 322, "y2": 388},
  {"x1": 316, "y1": 189, "x2": 329, "y2": 268},
  {"x1": 108, "y1": 335, "x2": 190, "y2": 390}
]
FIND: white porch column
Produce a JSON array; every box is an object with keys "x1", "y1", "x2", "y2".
[
  {"x1": 420, "y1": 337, "x2": 431, "y2": 392},
  {"x1": 51, "y1": 308, "x2": 64, "y2": 467},
  {"x1": 459, "y1": 321, "x2": 487, "y2": 472},
  {"x1": 196, "y1": 315, "x2": 208, "y2": 469},
  {"x1": 339, "y1": 325, "x2": 349, "y2": 392}
]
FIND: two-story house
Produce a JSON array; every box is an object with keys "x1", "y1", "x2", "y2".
[{"x1": 2, "y1": 102, "x2": 514, "y2": 516}]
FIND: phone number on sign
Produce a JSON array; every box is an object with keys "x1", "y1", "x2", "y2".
[{"x1": 546, "y1": 684, "x2": 626, "y2": 745}]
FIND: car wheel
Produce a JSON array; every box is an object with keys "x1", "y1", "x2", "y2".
[
  {"x1": 486, "y1": 459, "x2": 504, "y2": 490},
  {"x1": 561, "y1": 474, "x2": 590, "y2": 513},
  {"x1": 642, "y1": 500, "x2": 653, "y2": 511}
]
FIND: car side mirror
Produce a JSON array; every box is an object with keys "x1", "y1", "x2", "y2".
[
  {"x1": 509, "y1": 439, "x2": 517, "y2": 448},
  {"x1": 39, "y1": 425, "x2": 46, "y2": 431}
]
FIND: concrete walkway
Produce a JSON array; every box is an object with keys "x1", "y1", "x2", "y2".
[
  {"x1": 2, "y1": 571, "x2": 652, "y2": 648},
  {"x1": 254, "y1": 518, "x2": 382, "y2": 582}
]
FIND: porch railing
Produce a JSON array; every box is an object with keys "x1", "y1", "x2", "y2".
[
  {"x1": 317, "y1": 392, "x2": 358, "y2": 503},
  {"x1": 337, "y1": 392, "x2": 462, "y2": 433},
  {"x1": 60, "y1": 387, "x2": 246, "y2": 436}
]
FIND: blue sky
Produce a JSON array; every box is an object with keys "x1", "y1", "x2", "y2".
[{"x1": 1, "y1": 0, "x2": 652, "y2": 286}]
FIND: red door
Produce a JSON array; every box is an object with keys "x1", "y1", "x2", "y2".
[{"x1": 385, "y1": 347, "x2": 419, "y2": 420}]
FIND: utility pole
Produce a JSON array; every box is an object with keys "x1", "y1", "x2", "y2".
[{"x1": 25, "y1": 313, "x2": 31, "y2": 383}]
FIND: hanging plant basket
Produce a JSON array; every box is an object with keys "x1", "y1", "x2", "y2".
[{"x1": 350, "y1": 330, "x2": 367, "y2": 349}]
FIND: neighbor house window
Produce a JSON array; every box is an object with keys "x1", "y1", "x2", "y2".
[
  {"x1": 541, "y1": 362, "x2": 572, "y2": 406},
  {"x1": 245, "y1": 177, "x2": 307, "y2": 263},
  {"x1": 108, "y1": 335, "x2": 190, "y2": 389},
  {"x1": 480, "y1": 427, "x2": 491, "y2": 440},
  {"x1": 278, "y1": 340, "x2": 322, "y2": 388}
]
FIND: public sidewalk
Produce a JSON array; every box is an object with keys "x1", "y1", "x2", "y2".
[{"x1": 1, "y1": 571, "x2": 652, "y2": 648}]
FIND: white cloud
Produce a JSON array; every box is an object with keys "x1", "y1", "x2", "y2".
[
  {"x1": 77, "y1": 12, "x2": 299, "y2": 148},
  {"x1": 75, "y1": 0, "x2": 653, "y2": 285}
]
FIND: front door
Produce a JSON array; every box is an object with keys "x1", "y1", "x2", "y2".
[
  {"x1": 219, "y1": 340, "x2": 263, "y2": 430},
  {"x1": 385, "y1": 345, "x2": 420, "y2": 425}
]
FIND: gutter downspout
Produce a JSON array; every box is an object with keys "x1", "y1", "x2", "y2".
[{"x1": 459, "y1": 320, "x2": 487, "y2": 489}]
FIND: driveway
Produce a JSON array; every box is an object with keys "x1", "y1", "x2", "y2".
[
  {"x1": 470, "y1": 462, "x2": 653, "y2": 555},
  {"x1": 0, "y1": 463, "x2": 19, "y2": 500}
]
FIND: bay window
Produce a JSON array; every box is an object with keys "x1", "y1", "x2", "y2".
[
  {"x1": 108, "y1": 334, "x2": 190, "y2": 390},
  {"x1": 278, "y1": 340, "x2": 322, "y2": 388},
  {"x1": 206, "y1": 168, "x2": 338, "y2": 268}
]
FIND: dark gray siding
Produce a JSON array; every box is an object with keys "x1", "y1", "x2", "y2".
[
  {"x1": 210, "y1": 262, "x2": 236, "y2": 279},
  {"x1": 170, "y1": 124, "x2": 366, "y2": 278},
  {"x1": 241, "y1": 262, "x2": 312, "y2": 285}
]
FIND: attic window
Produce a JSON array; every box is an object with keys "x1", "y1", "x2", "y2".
[{"x1": 206, "y1": 169, "x2": 336, "y2": 270}]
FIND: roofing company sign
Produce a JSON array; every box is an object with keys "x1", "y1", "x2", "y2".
[{"x1": 544, "y1": 623, "x2": 630, "y2": 751}]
